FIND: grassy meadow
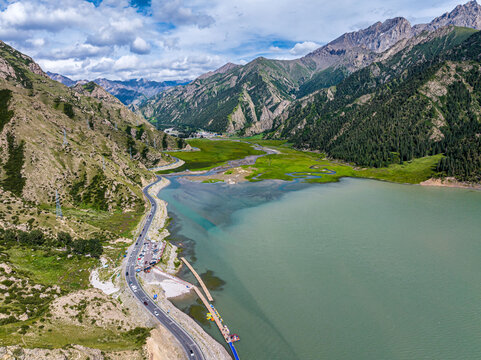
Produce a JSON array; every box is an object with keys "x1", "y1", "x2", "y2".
[
  {"x1": 157, "y1": 139, "x2": 264, "y2": 173},
  {"x1": 166, "y1": 138, "x2": 443, "y2": 185}
]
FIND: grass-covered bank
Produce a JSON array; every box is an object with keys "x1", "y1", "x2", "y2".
[{"x1": 246, "y1": 145, "x2": 444, "y2": 184}]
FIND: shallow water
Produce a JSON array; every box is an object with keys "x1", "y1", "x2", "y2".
[{"x1": 160, "y1": 177, "x2": 481, "y2": 360}]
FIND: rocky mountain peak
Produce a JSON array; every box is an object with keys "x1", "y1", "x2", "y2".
[
  {"x1": 325, "y1": 16, "x2": 413, "y2": 53},
  {"x1": 46, "y1": 71, "x2": 76, "y2": 86},
  {"x1": 197, "y1": 62, "x2": 239, "y2": 80},
  {"x1": 417, "y1": 0, "x2": 481, "y2": 32},
  {"x1": 0, "y1": 41, "x2": 47, "y2": 83},
  {"x1": 72, "y1": 81, "x2": 122, "y2": 104},
  {"x1": 301, "y1": 16, "x2": 413, "y2": 72}
]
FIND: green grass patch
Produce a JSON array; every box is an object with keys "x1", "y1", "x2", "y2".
[
  {"x1": 355, "y1": 154, "x2": 444, "y2": 184},
  {"x1": 0, "y1": 323, "x2": 151, "y2": 351},
  {"x1": 246, "y1": 146, "x2": 442, "y2": 184},
  {"x1": 201, "y1": 179, "x2": 224, "y2": 183},
  {"x1": 7, "y1": 247, "x2": 96, "y2": 292},
  {"x1": 245, "y1": 148, "x2": 336, "y2": 181},
  {"x1": 62, "y1": 206, "x2": 143, "y2": 238},
  {"x1": 229, "y1": 136, "x2": 289, "y2": 147},
  {"x1": 158, "y1": 138, "x2": 441, "y2": 184},
  {"x1": 231, "y1": 134, "x2": 263, "y2": 140},
  {"x1": 248, "y1": 139, "x2": 289, "y2": 147},
  {"x1": 158, "y1": 139, "x2": 264, "y2": 173}
]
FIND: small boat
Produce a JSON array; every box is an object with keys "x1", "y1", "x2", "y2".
[{"x1": 229, "y1": 333, "x2": 240, "y2": 342}]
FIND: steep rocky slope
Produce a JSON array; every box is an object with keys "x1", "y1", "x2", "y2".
[
  {"x1": 0, "y1": 40, "x2": 191, "y2": 359},
  {"x1": 416, "y1": 0, "x2": 481, "y2": 32},
  {"x1": 0, "y1": 40, "x2": 184, "y2": 230}
]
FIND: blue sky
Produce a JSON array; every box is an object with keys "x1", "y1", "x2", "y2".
[{"x1": 0, "y1": 0, "x2": 467, "y2": 81}]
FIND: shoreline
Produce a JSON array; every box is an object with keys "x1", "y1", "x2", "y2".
[
  {"x1": 420, "y1": 177, "x2": 481, "y2": 190},
  {"x1": 140, "y1": 175, "x2": 231, "y2": 359}
]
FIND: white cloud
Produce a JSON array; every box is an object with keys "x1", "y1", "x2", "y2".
[
  {"x1": 130, "y1": 37, "x2": 151, "y2": 54},
  {"x1": 268, "y1": 46, "x2": 283, "y2": 53},
  {"x1": 39, "y1": 43, "x2": 108, "y2": 60},
  {"x1": 151, "y1": 0, "x2": 215, "y2": 28},
  {"x1": 38, "y1": 58, "x2": 86, "y2": 77},
  {"x1": 289, "y1": 41, "x2": 321, "y2": 56},
  {"x1": 0, "y1": 1, "x2": 89, "y2": 31},
  {"x1": 89, "y1": 58, "x2": 116, "y2": 73},
  {"x1": 114, "y1": 55, "x2": 140, "y2": 71},
  {"x1": 26, "y1": 38, "x2": 45, "y2": 48},
  {"x1": 86, "y1": 18, "x2": 144, "y2": 47}
]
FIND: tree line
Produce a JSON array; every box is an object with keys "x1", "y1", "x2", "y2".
[{"x1": 0, "y1": 228, "x2": 103, "y2": 258}]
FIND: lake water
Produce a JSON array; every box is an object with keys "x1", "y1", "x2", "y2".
[{"x1": 159, "y1": 177, "x2": 481, "y2": 360}]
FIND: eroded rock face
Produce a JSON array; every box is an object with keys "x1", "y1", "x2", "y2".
[
  {"x1": 0, "y1": 57, "x2": 16, "y2": 80},
  {"x1": 325, "y1": 17, "x2": 414, "y2": 54},
  {"x1": 420, "y1": 0, "x2": 481, "y2": 32},
  {"x1": 28, "y1": 62, "x2": 47, "y2": 77}
]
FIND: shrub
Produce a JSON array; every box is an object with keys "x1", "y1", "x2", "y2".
[
  {"x1": 57, "y1": 232, "x2": 72, "y2": 247},
  {"x1": 63, "y1": 103, "x2": 74, "y2": 119},
  {"x1": 1, "y1": 279, "x2": 13, "y2": 287},
  {"x1": 123, "y1": 327, "x2": 151, "y2": 346},
  {"x1": 0, "y1": 89, "x2": 13, "y2": 133},
  {"x1": 2, "y1": 133, "x2": 26, "y2": 196},
  {"x1": 71, "y1": 238, "x2": 103, "y2": 258}
]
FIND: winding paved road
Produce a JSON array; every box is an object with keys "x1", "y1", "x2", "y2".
[
  {"x1": 125, "y1": 176, "x2": 205, "y2": 360},
  {"x1": 125, "y1": 141, "x2": 273, "y2": 360}
]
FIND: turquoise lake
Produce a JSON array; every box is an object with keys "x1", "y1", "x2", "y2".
[{"x1": 159, "y1": 177, "x2": 481, "y2": 360}]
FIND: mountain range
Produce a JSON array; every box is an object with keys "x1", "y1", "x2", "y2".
[
  {"x1": 139, "y1": 0, "x2": 481, "y2": 136},
  {"x1": 46, "y1": 72, "x2": 189, "y2": 106}
]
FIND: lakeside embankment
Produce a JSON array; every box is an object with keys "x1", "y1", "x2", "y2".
[
  {"x1": 421, "y1": 177, "x2": 481, "y2": 190},
  {"x1": 137, "y1": 175, "x2": 231, "y2": 360}
]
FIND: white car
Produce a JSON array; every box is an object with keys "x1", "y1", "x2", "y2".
[{"x1": 154, "y1": 311, "x2": 159, "y2": 316}]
